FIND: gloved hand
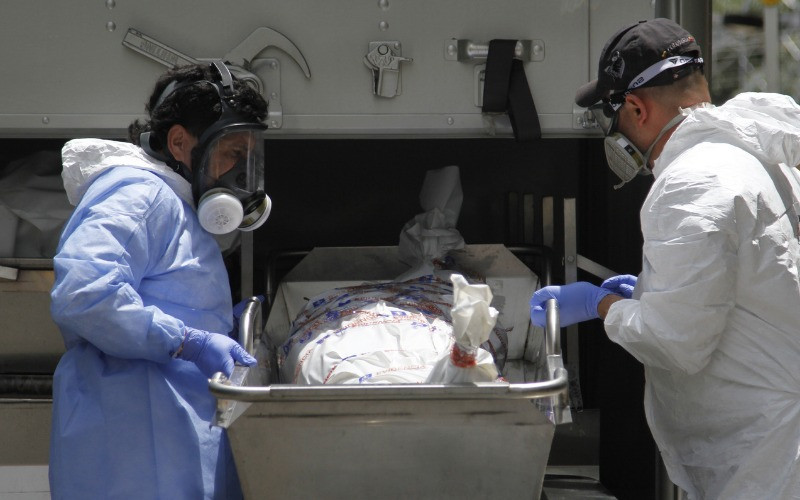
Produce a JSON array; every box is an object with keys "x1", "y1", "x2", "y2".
[
  {"x1": 529, "y1": 282, "x2": 613, "y2": 327},
  {"x1": 230, "y1": 295, "x2": 266, "y2": 339},
  {"x1": 601, "y1": 274, "x2": 637, "y2": 299},
  {"x1": 179, "y1": 327, "x2": 257, "y2": 378}
]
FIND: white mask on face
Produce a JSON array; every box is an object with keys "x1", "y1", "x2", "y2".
[{"x1": 603, "y1": 113, "x2": 686, "y2": 189}]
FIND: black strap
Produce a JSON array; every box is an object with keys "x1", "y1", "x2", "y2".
[{"x1": 482, "y1": 39, "x2": 541, "y2": 141}]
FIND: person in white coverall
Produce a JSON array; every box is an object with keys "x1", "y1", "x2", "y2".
[
  {"x1": 49, "y1": 62, "x2": 271, "y2": 499},
  {"x1": 530, "y1": 18, "x2": 800, "y2": 499}
]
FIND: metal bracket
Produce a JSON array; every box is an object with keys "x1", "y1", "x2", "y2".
[
  {"x1": 122, "y1": 27, "x2": 311, "y2": 129},
  {"x1": 252, "y1": 58, "x2": 283, "y2": 129},
  {"x1": 574, "y1": 107, "x2": 601, "y2": 131},
  {"x1": 444, "y1": 39, "x2": 545, "y2": 62}
]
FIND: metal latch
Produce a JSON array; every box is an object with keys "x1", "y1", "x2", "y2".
[
  {"x1": 122, "y1": 27, "x2": 311, "y2": 128},
  {"x1": 574, "y1": 107, "x2": 602, "y2": 131},
  {"x1": 363, "y1": 41, "x2": 412, "y2": 98}
]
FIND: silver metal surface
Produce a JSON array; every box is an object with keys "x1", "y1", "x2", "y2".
[{"x1": 0, "y1": 0, "x2": 612, "y2": 137}]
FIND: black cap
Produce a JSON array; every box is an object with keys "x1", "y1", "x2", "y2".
[{"x1": 575, "y1": 18, "x2": 703, "y2": 108}]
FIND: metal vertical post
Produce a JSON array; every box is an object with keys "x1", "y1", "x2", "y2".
[
  {"x1": 563, "y1": 198, "x2": 580, "y2": 408},
  {"x1": 764, "y1": 3, "x2": 780, "y2": 93},
  {"x1": 240, "y1": 231, "x2": 254, "y2": 300},
  {"x1": 656, "y1": 0, "x2": 713, "y2": 89}
]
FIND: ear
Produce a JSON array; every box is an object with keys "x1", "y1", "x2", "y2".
[
  {"x1": 166, "y1": 124, "x2": 197, "y2": 168},
  {"x1": 624, "y1": 93, "x2": 649, "y2": 128}
]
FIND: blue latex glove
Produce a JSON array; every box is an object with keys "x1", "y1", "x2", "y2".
[
  {"x1": 601, "y1": 274, "x2": 637, "y2": 299},
  {"x1": 179, "y1": 327, "x2": 257, "y2": 378},
  {"x1": 529, "y1": 282, "x2": 613, "y2": 327},
  {"x1": 230, "y1": 295, "x2": 265, "y2": 339}
]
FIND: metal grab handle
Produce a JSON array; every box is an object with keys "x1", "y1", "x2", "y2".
[
  {"x1": 545, "y1": 298, "x2": 560, "y2": 357},
  {"x1": 209, "y1": 372, "x2": 568, "y2": 402},
  {"x1": 444, "y1": 39, "x2": 545, "y2": 62},
  {"x1": 209, "y1": 298, "x2": 568, "y2": 405},
  {"x1": 238, "y1": 297, "x2": 262, "y2": 355}
]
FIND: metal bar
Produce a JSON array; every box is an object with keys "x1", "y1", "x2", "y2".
[
  {"x1": 0, "y1": 259, "x2": 52, "y2": 270},
  {"x1": 240, "y1": 231, "x2": 254, "y2": 300},
  {"x1": 210, "y1": 300, "x2": 568, "y2": 403},
  {"x1": 523, "y1": 193, "x2": 535, "y2": 244},
  {"x1": 238, "y1": 298, "x2": 261, "y2": 355},
  {"x1": 545, "y1": 298, "x2": 561, "y2": 356},
  {"x1": 577, "y1": 254, "x2": 618, "y2": 281},
  {"x1": 209, "y1": 371, "x2": 568, "y2": 402},
  {"x1": 542, "y1": 197, "x2": 554, "y2": 260},
  {"x1": 446, "y1": 39, "x2": 544, "y2": 62},
  {"x1": 122, "y1": 28, "x2": 199, "y2": 69}
]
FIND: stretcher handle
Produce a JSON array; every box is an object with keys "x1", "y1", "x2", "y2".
[
  {"x1": 238, "y1": 296, "x2": 262, "y2": 355},
  {"x1": 209, "y1": 370, "x2": 568, "y2": 402},
  {"x1": 545, "y1": 298, "x2": 560, "y2": 356},
  {"x1": 209, "y1": 298, "x2": 568, "y2": 403}
]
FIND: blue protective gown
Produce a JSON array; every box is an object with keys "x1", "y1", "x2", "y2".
[{"x1": 49, "y1": 139, "x2": 242, "y2": 499}]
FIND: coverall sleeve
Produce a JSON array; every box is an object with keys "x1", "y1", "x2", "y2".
[
  {"x1": 50, "y1": 176, "x2": 186, "y2": 363},
  {"x1": 604, "y1": 168, "x2": 739, "y2": 375}
]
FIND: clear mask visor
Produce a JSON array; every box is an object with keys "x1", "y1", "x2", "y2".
[
  {"x1": 195, "y1": 127, "x2": 265, "y2": 201},
  {"x1": 588, "y1": 102, "x2": 620, "y2": 136}
]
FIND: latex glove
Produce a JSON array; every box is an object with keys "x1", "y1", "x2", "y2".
[
  {"x1": 230, "y1": 295, "x2": 265, "y2": 339},
  {"x1": 179, "y1": 327, "x2": 257, "y2": 378},
  {"x1": 601, "y1": 274, "x2": 637, "y2": 299},
  {"x1": 529, "y1": 282, "x2": 612, "y2": 328}
]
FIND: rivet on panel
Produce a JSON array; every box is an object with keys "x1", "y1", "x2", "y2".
[
  {"x1": 379, "y1": 21, "x2": 389, "y2": 32},
  {"x1": 42, "y1": 116, "x2": 50, "y2": 125},
  {"x1": 105, "y1": 0, "x2": 116, "y2": 9},
  {"x1": 378, "y1": 0, "x2": 390, "y2": 11},
  {"x1": 447, "y1": 117, "x2": 454, "y2": 125},
  {"x1": 106, "y1": 21, "x2": 116, "y2": 32}
]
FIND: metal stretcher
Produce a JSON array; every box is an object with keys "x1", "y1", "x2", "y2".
[{"x1": 210, "y1": 290, "x2": 569, "y2": 500}]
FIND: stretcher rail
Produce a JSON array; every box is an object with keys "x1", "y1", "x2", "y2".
[{"x1": 209, "y1": 297, "x2": 568, "y2": 404}]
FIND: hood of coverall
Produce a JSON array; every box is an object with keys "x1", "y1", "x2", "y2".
[
  {"x1": 61, "y1": 138, "x2": 194, "y2": 207},
  {"x1": 655, "y1": 92, "x2": 800, "y2": 177}
]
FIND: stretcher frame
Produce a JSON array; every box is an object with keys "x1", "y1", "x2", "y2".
[{"x1": 210, "y1": 289, "x2": 568, "y2": 499}]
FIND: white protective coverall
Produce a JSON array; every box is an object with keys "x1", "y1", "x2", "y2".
[
  {"x1": 49, "y1": 139, "x2": 242, "y2": 499},
  {"x1": 605, "y1": 93, "x2": 800, "y2": 499}
]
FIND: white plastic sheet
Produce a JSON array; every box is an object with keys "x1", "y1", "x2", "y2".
[
  {"x1": 278, "y1": 274, "x2": 507, "y2": 384},
  {"x1": 425, "y1": 274, "x2": 500, "y2": 383}
]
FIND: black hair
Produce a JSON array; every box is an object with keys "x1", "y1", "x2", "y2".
[{"x1": 127, "y1": 63, "x2": 268, "y2": 151}]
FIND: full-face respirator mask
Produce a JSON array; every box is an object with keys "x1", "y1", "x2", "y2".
[{"x1": 141, "y1": 61, "x2": 270, "y2": 235}]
